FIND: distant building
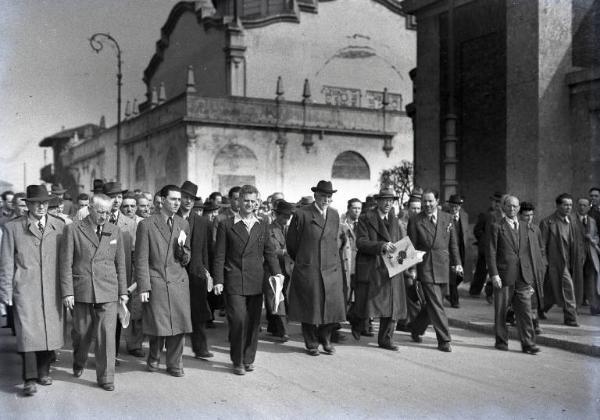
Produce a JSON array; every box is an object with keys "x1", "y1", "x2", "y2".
[{"x1": 39, "y1": 0, "x2": 416, "y2": 207}]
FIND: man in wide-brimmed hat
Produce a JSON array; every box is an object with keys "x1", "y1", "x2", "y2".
[
  {"x1": 443, "y1": 194, "x2": 470, "y2": 308},
  {"x1": 0, "y1": 185, "x2": 65, "y2": 396},
  {"x1": 286, "y1": 180, "x2": 347, "y2": 356},
  {"x1": 349, "y1": 186, "x2": 407, "y2": 351}
]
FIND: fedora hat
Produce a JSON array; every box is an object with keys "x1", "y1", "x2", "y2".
[
  {"x1": 24, "y1": 185, "x2": 52, "y2": 202},
  {"x1": 311, "y1": 180, "x2": 337, "y2": 195},
  {"x1": 48, "y1": 196, "x2": 62, "y2": 208},
  {"x1": 447, "y1": 194, "x2": 464, "y2": 205},
  {"x1": 92, "y1": 179, "x2": 105, "y2": 194},
  {"x1": 374, "y1": 186, "x2": 399, "y2": 200},
  {"x1": 103, "y1": 181, "x2": 128, "y2": 196},
  {"x1": 298, "y1": 196, "x2": 315, "y2": 206},
  {"x1": 490, "y1": 191, "x2": 503, "y2": 201},
  {"x1": 51, "y1": 183, "x2": 67, "y2": 194},
  {"x1": 274, "y1": 200, "x2": 294, "y2": 215},
  {"x1": 203, "y1": 200, "x2": 220, "y2": 212},
  {"x1": 180, "y1": 181, "x2": 200, "y2": 199},
  {"x1": 193, "y1": 198, "x2": 204, "y2": 209}
]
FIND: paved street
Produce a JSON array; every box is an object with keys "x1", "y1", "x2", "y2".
[{"x1": 1, "y1": 314, "x2": 598, "y2": 419}]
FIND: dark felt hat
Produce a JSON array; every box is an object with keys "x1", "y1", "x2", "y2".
[
  {"x1": 311, "y1": 180, "x2": 337, "y2": 195},
  {"x1": 24, "y1": 185, "x2": 52, "y2": 202},
  {"x1": 490, "y1": 191, "x2": 504, "y2": 201},
  {"x1": 103, "y1": 181, "x2": 128, "y2": 196},
  {"x1": 374, "y1": 186, "x2": 399, "y2": 200},
  {"x1": 180, "y1": 181, "x2": 200, "y2": 200},
  {"x1": 92, "y1": 179, "x2": 105, "y2": 194},
  {"x1": 519, "y1": 201, "x2": 535, "y2": 212},
  {"x1": 48, "y1": 196, "x2": 61, "y2": 208},
  {"x1": 51, "y1": 183, "x2": 67, "y2": 194},
  {"x1": 193, "y1": 198, "x2": 204, "y2": 208},
  {"x1": 274, "y1": 200, "x2": 294, "y2": 215},
  {"x1": 447, "y1": 194, "x2": 464, "y2": 205},
  {"x1": 298, "y1": 196, "x2": 315, "y2": 206},
  {"x1": 203, "y1": 200, "x2": 220, "y2": 212}
]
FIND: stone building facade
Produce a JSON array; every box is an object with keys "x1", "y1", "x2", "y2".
[{"x1": 40, "y1": 0, "x2": 416, "y2": 208}]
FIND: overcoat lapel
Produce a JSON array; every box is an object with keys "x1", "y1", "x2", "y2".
[
  {"x1": 27, "y1": 218, "x2": 43, "y2": 240},
  {"x1": 419, "y1": 214, "x2": 436, "y2": 244},
  {"x1": 232, "y1": 220, "x2": 250, "y2": 245},
  {"x1": 310, "y1": 205, "x2": 325, "y2": 229},
  {"x1": 367, "y1": 212, "x2": 390, "y2": 242},
  {"x1": 244, "y1": 221, "x2": 262, "y2": 253},
  {"x1": 154, "y1": 215, "x2": 171, "y2": 244},
  {"x1": 502, "y1": 220, "x2": 519, "y2": 253},
  {"x1": 79, "y1": 218, "x2": 99, "y2": 248}
]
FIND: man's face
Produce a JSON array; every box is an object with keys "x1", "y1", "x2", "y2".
[
  {"x1": 26, "y1": 200, "x2": 48, "y2": 220},
  {"x1": 314, "y1": 192, "x2": 332, "y2": 211},
  {"x1": 153, "y1": 195, "x2": 162, "y2": 212},
  {"x1": 577, "y1": 199, "x2": 590, "y2": 216},
  {"x1": 162, "y1": 191, "x2": 181, "y2": 215},
  {"x1": 422, "y1": 193, "x2": 438, "y2": 215},
  {"x1": 503, "y1": 197, "x2": 520, "y2": 219},
  {"x1": 449, "y1": 203, "x2": 461, "y2": 216},
  {"x1": 5, "y1": 194, "x2": 14, "y2": 210},
  {"x1": 275, "y1": 213, "x2": 292, "y2": 226},
  {"x1": 14, "y1": 197, "x2": 27, "y2": 217},
  {"x1": 89, "y1": 200, "x2": 111, "y2": 226},
  {"x1": 347, "y1": 202, "x2": 362, "y2": 220},
  {"x1": 213, "y1": 195, "x2": 222, "y2": 205},
  {"x1": 193, "y1": 208, "x2": 203, "y2": 217},
  {"x1": 239, "y1": 193, "x2": 258, "y2": 217},
  {"x1": 230, "y1": 191, "x2": 240, "y2": 212},
  {"x1": 181, "y1": 192, "x2": 195, "y2": 212},
  {"x1": 589, "y1": 189, "x2": 600, "y2": 207},
  {"x1": 208, "y1": 209, "x2": 219, "y2": 221},
  {"x1": 492, "y1": 199, "x2": 501, "y2": 211},
  {"x1": 137, "y1": 198, "x2": 150, "y2": 218},
  {"x1": 77, "y1": 199, "x2": 89, "y2": 209},
  {"x1": 377, "y1": 197, "x2": 393, "y2": 215},
  {"x1": 110, "y1": 193, "x2": 122, "y2": 212},
  {"x1": 519, "y1": 210, "x2": 534, "y2": 225},
  {"x1": 557, "y1": 198, "x2": 573, "y2": 217},
  {"x1": 121, "y1": 198, "x2": 137, "y2": 218},
  {"x1": 408, "y1": 201, "x2": 421, "y2": 216}
]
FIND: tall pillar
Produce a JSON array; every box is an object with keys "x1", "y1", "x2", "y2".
[{"x1": 225, "y1": 18, "x2": 247, "y2": 97}]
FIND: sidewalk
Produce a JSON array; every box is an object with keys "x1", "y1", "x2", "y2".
[{"x1": 446, "y1": 284, "x2": 600, "y2": 357}]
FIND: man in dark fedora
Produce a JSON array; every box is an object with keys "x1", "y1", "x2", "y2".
[
  {"x1": 103, "y1": 181, "x2": 136, "y2": 360},
  {"x1": 178, "y1": 181, "x2": 199, "y2": 222},
  {"x1": 286, "y1": 180, "x2": 347, "y2": 356},
  {"x1": 51, "y1": 183, "x2": 73, "y2": 216},
  {"x1": 202, "y1": 199, "x2": 222, "y2": 327},
  {"x1": 349, "y1": 187, "x2": 407, "y2": 351},
  {"x1": 0, "y1": 185, "x2": 65, "y2": 396},
  {"x1": 443, "y1": 194, "x2": 470, "y2": 308}
]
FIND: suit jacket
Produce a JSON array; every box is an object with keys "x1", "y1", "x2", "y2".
[
  {"x1": 286, "y1": 204, "x2": 346, "y2": 324},
  {"x1": 60, "y1": 216, "x2": 127, "y2": 303},
  {"x1": 134, "y1": 213, "x2": 192, "y2": 336},
  {"x1": 185, "y1": 213, "x2": 212, "y2": 322},
  {"x1": 269, "y1": 220, "x2": 294, "y2": 277},
  {"x1": 0, "y1": 215, "x2": 65, "y2": 352},
  {"x1": 213, "y1": 215, "x2": 280, "y2": 296},
  {"x1": 407, "y1": 211, "x2": 461, "y2": 284},
  {"x1": 114, "y1": 211, "x2": 135, "y2": 286},
  {"x1": 575, "y1": 214, "x2": 600, "y2": 294}
]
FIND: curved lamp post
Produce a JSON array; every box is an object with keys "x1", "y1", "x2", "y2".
[{"x1": 89, "y1": 33, "x2": 122, "y2": 181}]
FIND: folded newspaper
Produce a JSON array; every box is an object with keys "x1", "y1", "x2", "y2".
[
  {"x1": 268, "y1": 274, "x2": 285, "y2": 313},
  {"x1": 382, "y1": 236, "x2": 426, "y2": 278},
  {"x1": 118, "y1": 301, "x2": 130, "y2": 328},
  {"x1": 205, "y1": 268, "x2": 214, "y2": 292}
]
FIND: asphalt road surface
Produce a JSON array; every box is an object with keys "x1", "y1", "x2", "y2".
[{"x1": 1, "y1": 317, "x2": 598, "y2": 419}]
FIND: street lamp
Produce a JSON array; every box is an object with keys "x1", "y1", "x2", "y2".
[{"x1": 89, "y1": 33, "x2": 122, "y2": 181}]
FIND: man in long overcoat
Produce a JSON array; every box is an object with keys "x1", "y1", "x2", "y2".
[
  {"x1": 0, "y1": 185, "x2": 65, "y2": 396},
  {"x1": 135, "y1": 185, "x2": 192, "y2": 377},
  {"x1": 443, "y1": 194, "x2": 470, "y2": 308},
  {"x1": 574, "y1": 197, "x2": 600, "y2": 315},
  {"x1": 349, "y1": 187, "x2": 407, "y2": 351},
  {"x1": 407, "y1": 189, "x2": 462, "y2": 352},
  {"x1": 539, "y1": 193, "x2": 585, "y2": 326},
  {"x1": 286, "y1": 180, "x2": 346, "y2": 356}
]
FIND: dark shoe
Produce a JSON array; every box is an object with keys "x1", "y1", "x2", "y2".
[
  {"x1": 495, "y1": 343, "x2": 508, "y2": 351},
  {"x1": 73, "y1": 367, "x2": 83, "y2": 378},
  {"x1": 23, "y1": 380, "x2": 37, "y2": 396},
  {"x1": 306, "y1": 348, "x2": 320, "y2": 356},
  {"x1": 233, "y1": 365, "x2": 246, "y2": 375},
  {"x1": 101, "y1": 383, "x2": 115, "y2": 391},
  {"x1": 280, "y1": 334, "x2": 290, "y2": 342},
  {"x1": 485, "y1": 294, "x2": 493, "y2": 304},
  {"x1": 410, "y1": 332, "x2": 423, "y2": 343},
  {"x1": 351, "y1": 327, "x2": 361, "y2": 341},
  {"x1": 379, "y1": 343, "x2": 399, "y2": 351},
  {"x1": 244, "y1": 364, "x2": 255, "y2": 372},
  {"x1": 146, "y1": 361, "x2": 159, "y2": 372},
  {"x1": 538, "y1": 310, "x2": 547, "y2": 320},
  {"x1": 37, "y1": 376, "x2": 52, "y2": 386},
  {"x1": 322, "y1": 344, "x2": 336, "y2": 355},
  {"x1": 534, "y1": 326, "x2": 543, "y2": 335},
  {"x1": 522, "y1": 345, "x2": 541, "y2": 354},
  {"x1": 438, "y1": 342, "x2": 452, "y2": 352},
  {"x1": 167, "y1": 369, "x2": 184, "y2": 377},
  {"x1": 451, "y1": 303, "x2": 460, "y2": 308},
  {"x1": 194, "y1": 351, "x2": 214, "y2": 359},
  {"x1": 564, "y1": 320, "x2": 579, "y2": 327},
  {"x1": 128, "y1": 349, "x2": 145, "y2": 358},
  {"x1": 396, "y1": 322, "x2": 410, "y2": 332},
  {"x1": 114, "y1": 358, "x2": 121, "y2": 366}
]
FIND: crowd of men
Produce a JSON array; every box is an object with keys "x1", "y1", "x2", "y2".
[{"x1": 0, "y1": 179, "x2": 599, "y2": 396}]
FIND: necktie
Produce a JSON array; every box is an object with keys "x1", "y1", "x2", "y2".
[
  {"x1": 38, "y1": 221, "x2": 44, "y2": 234},
  {"x1": 430, "y1": 215, "x2": 436, "y2": 225},
  {"x1": 110, "y1": 213, "x2": 117, "y2": 224},
  {"x1": 583, "y1": 216, "x2": 588, "y2": 227},
  {"x1": 454, "y1": 214, "x2": 459, "y2": 222},
  {"x1": 96, "y1": 225, "x2": 102, "y2": 240},
  {"x1": 167, "y1": 216, "x2": 173, "y2": 232}
]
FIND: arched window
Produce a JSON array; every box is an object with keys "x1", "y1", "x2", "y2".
[
  {"x1": 135, "y1": 156, "x2": 146, "y2": 184},
  {"x1": 165, "y1": 147, "x2": 181, "y2": 184},
  {"x1": 332, "y1": 151, "x2": 370, "y2": 179}
]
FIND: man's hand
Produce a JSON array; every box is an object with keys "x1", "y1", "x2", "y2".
[
  {"x1": 453, "y1": 265, "x2": 464, "y2": 276},
  {"x1": 140, "y1": 292, "x2": 150, "y2": 303},
  {"x1": 119, "y1": 294, "x2": 129, "y2": 305},
  {"x1": 63, "y1": 295, "x2": 74, "y2": 310},
  {"x1": 382, "y1": 242, "x2": 397, "y2": 254},
  {"x1": 491, "y1": 275, "x2": 502, "y2": 289},
  {"x1": 213, "y1": 284, "x2": 224, "y2": 295},
  {"x1": 1, "y1": 298, "x2": 12, "y2": 307}
]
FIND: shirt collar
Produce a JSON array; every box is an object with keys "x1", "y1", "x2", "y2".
[
  {"x1": 234, "y1": 213, "x2": 258, "y2": 224},
  {"x1": 377, "y1": 209, "x2": 389, "y2": 220},
  {"x1": 313, "y1": 202, "x2": 326, "y2": 216},
  {"x1": 30, "y1": 214, "x2": 46, "y2": 227}
]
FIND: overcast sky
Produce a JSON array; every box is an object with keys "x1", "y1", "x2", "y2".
[{"x1": 0, "y1": 0, "x2": 180, "y2": 191}]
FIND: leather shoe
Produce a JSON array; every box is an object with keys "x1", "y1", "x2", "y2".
[
  {"x1": 37, "y1": 376, "x2": 52, "y2": 386},
  {"x1": 410, "y1": 332, "x2": 423, "y2": 343},
  {"x1": 194, "y1": 351, "x2": 214, "y2": 359},
  {"x1": 322, "y1": 344, "x2": 336, "y2": 355},
  {"x1": 306, "y1": 348, "x2": 320, "y2": 356},
  {"x1": 146, "y1": 361, "x2": 159, "y2": 372},
  {"x1": 538, "y1": 310, "x2": 547, "y2": 320},
  {"x1": 244, "y1": 364, "x2": 254, "y2": 372},
  {"x1": 495, "y1": 343, "x2": 508, "y2": 351},
  {"x1": 23, "y1": 380, "x2": 37, "y2": 396},
  {"x1": 128, "y1": 349, "x2": 145, "y2": 358},
  {"x1": 351, "y1": 327, "x2": 361, "y2": 341},
  {"x1": 167, "y1": 369, "x2": 184, "y2": 377},
  {"x1": 564, "y1": 320, "x2": 579, "y2": 327},
  {"x1": 379, "y1": 343, "x2": 399, "y2": 351},
  {"x1": 73, "y1": 367, "x2": 83, "y2": 378},
  {"x1": 101, "y1": 383, "x2": 115, "y2": 391},
  {"x1": 280, "y1": 334, "x2": 290, "y2": 342},
  {"x1": 522, "y1": 345, "x2": 541, "y2": 354},
  {"x1": 233, "y1": 365, "x2": 246, "y2": 375},
  {"x1": 437, "y1": 342, "x2": 452, "y2": 352}
]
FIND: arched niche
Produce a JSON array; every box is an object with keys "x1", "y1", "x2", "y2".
[
  {"x1": 213, "y1": 144, "x2": 258, "y2": 192},
  {"x1": 332, "y1": 151, "x2": 370, "y2": 180}
]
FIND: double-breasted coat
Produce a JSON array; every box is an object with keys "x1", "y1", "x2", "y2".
[
  {"x1": 407, "y1": 211, "x2": 461, "y2": 284},
  {"x1": 286, "y1": 204, "x2": 346, "y2": 325},
  {"x1": 0, "y1": 215, "x2": 65, "y2": 352},
  {"x1": 134, "y1": 213, "x2": 192, "y2": 336},
  {"x1": 353, "y1": 210, "x2": 407, "y2": 320}
]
